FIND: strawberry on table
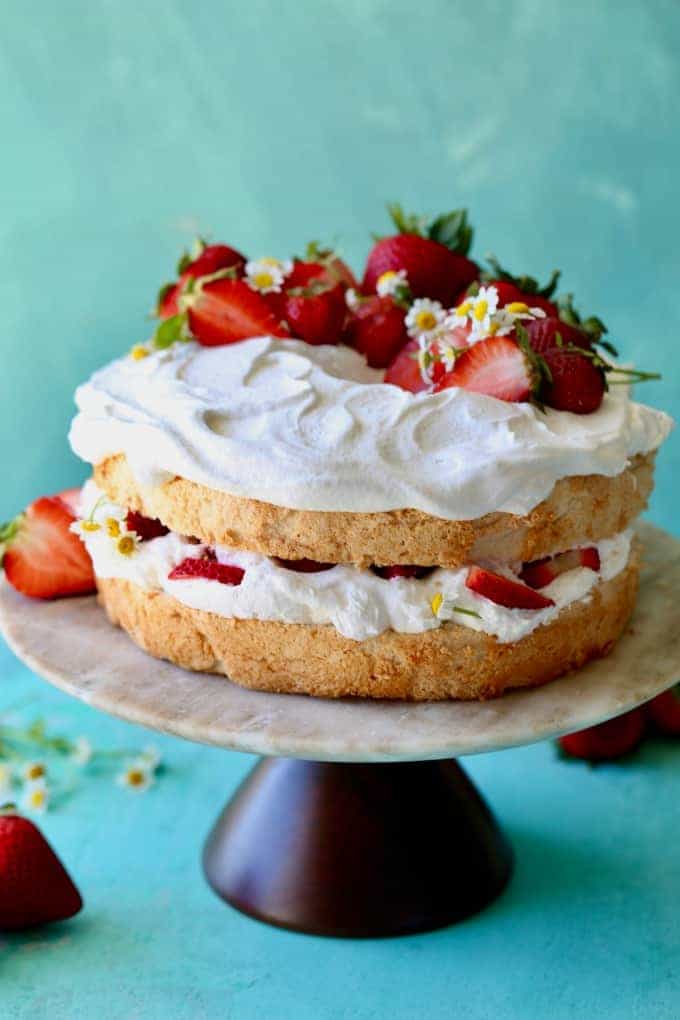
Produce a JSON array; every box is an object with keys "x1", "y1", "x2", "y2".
[
  {"x1": 157, "y1": 241, "x2": 247, "y2": 319},
  {"x1": 344, "y1": 295, "x2": 410, "y2": 368},
  {"x1": 465, "y1": 566, "x2": 555, "y2": 610},
  {"x1": 434, "y1": 335, "x2": 538, "y2": 403},
  {"x1": 363, "y1": 204, "x2": 479, "y2": 305},
  {"x1": 168, "y1": 556, "x2": 245, "y2": 585},
  {"x1": 0, "y1": 811, "x2": 83, "y2": 931},
  {"x1": 558, "y1": 709, "x2": 646, "y2": 761},
  {"x1": 1, "y1": 492, "x2": 95, "y2": 599},
  {"x1": 520, "y1": 547, "x2": 600, "y2": 589},
  {"x1": 185, "y1": 278, "x2": 289, "y2": 346},
  {"x1": 645, "y1": 685, "x2": 680, "y2": 736}
]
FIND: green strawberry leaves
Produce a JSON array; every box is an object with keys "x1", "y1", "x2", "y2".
[
  {"x1": 387, "y1": 204, "x2": 474, "y2": 255},
  {"x1": 151, "y1": 311, "x2": 189, "y2": 350},
  {"x1": 484, "y1": 256, "x2": 561, "y2": 299}
]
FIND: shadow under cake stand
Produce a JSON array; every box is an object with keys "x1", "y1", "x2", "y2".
[{"x1": 1, "y1": 521, "x2": 679, "y2": 938}]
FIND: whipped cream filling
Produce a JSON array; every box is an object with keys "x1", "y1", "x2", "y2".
[
  {"x1": 78, "y1": 485, "x2": 634, "y2": 644},
  {"x1": 69, "y1": 338, "x2": 673, "y2": 521}
]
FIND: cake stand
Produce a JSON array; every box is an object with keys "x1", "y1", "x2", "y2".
[{"x1": 1, "y1": 521, "x2": 679, "y2": 938}]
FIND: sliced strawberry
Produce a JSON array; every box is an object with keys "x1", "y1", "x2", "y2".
[
  {"x1": 645, "y1": 686, "x2": 680, "y2": 736},
  {"x1": 384, "y1": 340, "x2": 428, "y2": 393},
  {"x1": 0, "y1": 813, "x2": 83, "y2": 930},
  {"x1": 363, "y1": 234, "x2": 477, "y2": 306},
  {"x1": 273, "y1": 557, "x2": 335, "y2": 573},
  {"x1": 435, "y1": 335, "x2": 536, "y2": 403},
  {"x1": 520, "y1": 547, "x2": 601, "y2": 589},
  {"x1": 168, "y1": 557, "x2": 244, "y2": 585},
  {"x1": 2, "y1": 496, "x2": 95, "y2": 599},
  {"x1": 125, "y1": 510, "x2": 169, "y2": 542},
  {"x1": 187, "y1": 278, "x2": 289, "y2": 346},
  {"x1": 525, "y1": 316, "x2": 605, "y2": 414},
  {"x1": 371, "y1": 564, "x2": 435, "y2": 580},
  {"x1": 58, "y1": 487, "x2": 83, "y2": 516},
  {"x1": 558, "y1": 709, "x2": 646, "y2": 761},
  {"x1": 157, "y1": 243, "x2": 246, "y2": 319},
  {"x1": 282, "y1": 282, "x2": 346, "y2": 345},
  {"x1": 344, "y1": 295, "x2": 409, "y2": 368},
  {"x1": 465, "y1": 566, "x2": 555, "y2": 610}
]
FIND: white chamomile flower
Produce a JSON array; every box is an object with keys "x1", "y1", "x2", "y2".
[
  {"x1": 376, "y1": 269, "x2": 408, "y2": 299},
  {"x1": 113, "y1": 531, "x2": 141, "y2": 558},
  {"x1": 139, "y1": 745, "x2": 162, "y2": 771},
  {"x1": 70, "y1": 518, "x2": 102, "y2": 538},
  {"x1": 22, "y1": 761, "x2": 47, "y2": 783},
  {"x1": 405, "y1": 298, "x2": 445, "y2": 341},
  {"x1": 71, "y1": 737, "x2": 93, "y2": 767},
  {"x1": 245, "y1": 258, "x2": 288, "y2": 294},
  {"x1": 22, "y1": 779, "x2": 49, "y2": 815},
  {"x1": 466, "y1": 285, "x2": 499, "y2": 339},
  {"x1": 0, "y1": 762, "x2": 13, "y2": 796},
  {"x1": 345, "y1": 287, "x2": 360, "y2": 311},
  {"x1": 116, "y1": 762, "x2": 154, "y2": 793}
]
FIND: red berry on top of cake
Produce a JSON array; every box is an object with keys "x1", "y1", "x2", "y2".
[{"x1": 2, "y1": 205, "x2": 673, "y2": 701}]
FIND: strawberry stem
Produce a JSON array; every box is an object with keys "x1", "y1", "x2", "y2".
[{"x1": 484, "y1": 256, "x2": 560, "y2": 298}]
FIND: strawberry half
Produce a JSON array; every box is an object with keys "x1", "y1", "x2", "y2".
[
  {"x1": 645, "y1": 685, "x2": 680, "y2": 736},
  {"x1": 344, "y1": 295, "x2": 409, "y2": 368},
  {"x1": 186, "y1": 278, "x2": 289, "y2": 346},
  {"x1": 466, "y1": 566, "x2": 555, "y2": 610},
  {"x1": 0, "y1": 812, "x2": 83, "y2": 931},
  {"x1": 558, "y1": 709, "x2": 646, "y2": 761},
  {"x1": 125, "y1": 510, "x2": 169, "y2": 542},
  {"x1": 520, "y1": 547, "x2": 601, "y2": 589},
  {"x1": 157, "y1": 242, "x2": 247, "y2": 319},
  {"x1": 2, "y1": 493, "x2": 95, "y2": 599},
  {"x1": 282, "y1": 282, "x2": 347, "y2": 346},
  {"x1": 434, "y1": 335, "x2": 537, "y2": 403},
  {"x1": 384, "y1": 340, "x2": 428, "y2": 393},
  {"x1": 273, "y1": 557, "x2": 335, "y2": 573},
  {"x1": 525, "y1": 317, "x2": 605, "y2": 414},
  {"x1": 168, "y1": 556, "x2": 245, "y2": 585},
  {"x1": 372, "y1": 564, "x2": 435, "y2": 580}
]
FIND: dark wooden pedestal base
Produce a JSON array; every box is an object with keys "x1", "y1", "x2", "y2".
[{"x1": 203, "y1": 757, "x2": 513, "y2": 938}]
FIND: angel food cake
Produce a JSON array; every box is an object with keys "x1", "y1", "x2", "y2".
[{"x1": 3, "y1": 206, "x2": 673, "y2": 700}]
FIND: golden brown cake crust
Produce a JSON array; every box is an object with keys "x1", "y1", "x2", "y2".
[
  {"x1": 96, "y1": 546, "x2": 639, "y2": 701},
  {"x1": 94, "y1": 452, "x2": 655, "y2": 568}
]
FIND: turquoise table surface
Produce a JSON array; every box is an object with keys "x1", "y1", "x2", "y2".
[{"x1": 1, "y1": 1, "x2": 679, "y2": 1017}]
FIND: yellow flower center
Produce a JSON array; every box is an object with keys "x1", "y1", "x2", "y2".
[
  {"x1": 488, "y1": 321, "x2": 500, "y2": 335},
  {"x1": 378, "y1": 270, "x2": 398, "y2": 286},
  {"x1": 473, "y1": 299, "x2": 488, "y2": 322},
  {"x1": 130, "y1": 345, "x2": 149, "y2": 361},
  {"x1": 117, "y1": 535, "x2": 137, "y2": 557},
  {"x1": 127, "y1": 769, "x2": 146, "y2": 787},
  {"x1": 415, "y1": 310, "x2": 438, "y2": 332},
  {"x1": 456, "y1": 301, "x2": 471, "y2": 317},
  {"x1": 506, "y1": 301, "x2": 530, "y2": 314},
  {"x1": 26, "y1": 763, "x2": 45, "y2": 781},
  {"x1": 430, "y1": 592, "x2": 443, "y2": 616},
  {"x1": 252, "y1": 271, "x2": 275, "y2": 290},
  {"x1": 106, "y1": 518, "x2": 121, "y2": 538},
  {"x1": 28, "y1": 788, "x2": 46, "y2": 809},
  {"x1": 81, "y1": 520, "x2": 101, "y2": 533}
]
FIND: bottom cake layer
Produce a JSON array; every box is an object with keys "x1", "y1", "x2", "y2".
[{"x1": 97, "y1": 547, "x2": 639, "y2": 701}]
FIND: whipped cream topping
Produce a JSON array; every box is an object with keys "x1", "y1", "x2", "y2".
[
  {"x1": 69, "y1": 338, "x2": 673, "y2": 521},
  {"x1": 78, "y1": 485, "x2": 633, "y2": 643}
]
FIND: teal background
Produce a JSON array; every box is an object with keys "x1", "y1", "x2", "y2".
[{"x1": 1, "y1": 1, "x2": 679, "y2": 1018}]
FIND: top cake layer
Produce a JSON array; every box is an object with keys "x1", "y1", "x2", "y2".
[{"x1": 69, "y1": 337, "x2": 672, "y2": 522}]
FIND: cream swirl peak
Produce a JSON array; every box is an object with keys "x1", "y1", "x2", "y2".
[{"x1": 69, "y1": 337, "x2": 673, "y2": 521}]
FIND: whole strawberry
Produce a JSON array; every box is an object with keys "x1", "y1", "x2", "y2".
[
  {"x1": 344, "y1": 295, "x2": 410, "y2": 368},
  {"x1": 0, "y1": 812, "x2": 83, "y2": 930},
  {"x1": 157, "y1": 241, "x2": 247, "y2": 319},
  {"x1": 363, "y1": 205, "x2": 478, "y2": 305},
  {"x1": 525, "y1": 317, "x2": 606, "y2": 414},
  {"x1": 558, "y1": 709, "x2": 646, "y2": 762}
]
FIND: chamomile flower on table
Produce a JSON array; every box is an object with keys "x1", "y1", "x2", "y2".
[
  {"x1": 70, "y1": 737, "x2": 93, "y2": 767},
  {"x1": 0, "y1": 762, "x2": 13, "y2": 799},
  {"x1": 21, "y1": 760, "x2": 47, "y2": 783},
  {"x1": 116, "y1": 761, "x2": 154, "y2": 793},
  {"x1": 22, "y1": 779, "x2": 49, "y2": 815}
]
